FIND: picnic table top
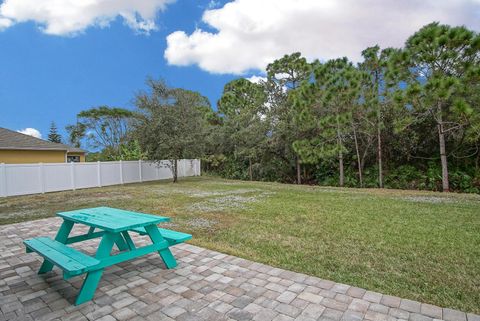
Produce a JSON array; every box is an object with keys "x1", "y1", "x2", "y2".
[{"x1": 57, "y1": 206, "x2": 170, "y2": 233}]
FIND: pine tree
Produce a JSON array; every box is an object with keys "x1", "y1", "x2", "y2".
[
  {"x1": 266, "y1": 52, "x2": 312, "y2": 184},
  {"x1": 359, "y1": 46, "x2": 394, "y2": 188},
  {"x1": 389, "y1": 23, "x2": 479, "y2": 192},
  {"x1": 292, "y1": 58, "x2": 362, "y2": 187},
  {"x1": 48, "y1": 121, "x2": 62, "y2": 143},
  {"x1": 218, "y1": 78, "x2": 268, "y2": 181}
]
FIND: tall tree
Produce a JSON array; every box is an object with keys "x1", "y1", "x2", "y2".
[
  {"x1": 135, "y1": 79, "x2": 210, "y2": 183},
  {"x1": 293, "y1": 58, "x2": 362, "y2": 187},
  {"x1": 47, "y1": 121, "x2": 62, "y2": 143},
  {"x1": 360, "y1": 46, "x2": 396, "y2": 188},
  {"x1": 463, "y1": 65, "x2": 480, "y2": 170},
  {"x1": 218, "y1": 78, "x2": 268, "y2": 181},
  {"x1": 76, "y1": 106, "x2": 134, "y2": 155},
  {"x1": 391, "y1": 23, "x2": 480, "y2": 191},
  {"x1": 266, "y1": 52, "x2": 312, "y2": 184}
]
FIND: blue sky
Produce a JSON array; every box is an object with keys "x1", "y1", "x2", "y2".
[
  {"x1": 0, "y1": 0, "x2": 237, "y2": 140},
  {"x1": 0, "y1": 0, "x2": 478, "y2": 142}
]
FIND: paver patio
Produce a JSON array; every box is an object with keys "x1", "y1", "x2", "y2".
[{"x1": 0, "y1": 218, "x2": 478, "y2": 321}]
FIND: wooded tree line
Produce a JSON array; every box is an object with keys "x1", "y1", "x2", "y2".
[
  {"x1": 209, "y1": 22, "x2": 480, "y2": 193},
  {"x1": 66, "y1": 23, "x2": 480, "y2": 192}
]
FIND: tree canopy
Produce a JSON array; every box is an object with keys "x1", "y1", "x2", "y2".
[
  {"x1": 134, "y1": 79, "x2": 211, "y2": 182},
  {"x1": 66, "y1": 106, "x2": 134, "y2": 159}
]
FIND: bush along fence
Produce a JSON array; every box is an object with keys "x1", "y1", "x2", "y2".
[{"x1": 0, "y1": 159, "x2": 201, "y2": 197}]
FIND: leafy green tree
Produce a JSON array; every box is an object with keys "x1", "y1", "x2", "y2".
[
  {"x1": 463, "y1": 65, "x2": 480, "y2": 170},
  {"x1": 390, "y1": 23, "x2": 479, "y2": 191},
  {"x1": 134, "y1": 79, "x2": 210, "y2": 182},
  {"x1": 65, "y1": 122, "x2": 86, "y2": 148},
  {"x1": 266, "y1": 52, "x2": 312, "y2": 184},
  {"x1": 218, "y1": 78, "x2": 268, "y2": 180},
  {"x1": 47, "y1": 121, "x2": 62, "y2": 143},
  {"x1": 267, "y1": 52, "x2": 311, "y2": 90},
  {"x1": 293, "y1": 58, "x2": 362, "y2": 187},
  {"x1": 67, "y1": 106, "x2": 134, "y2": 158},
  {"x1": 86, "y1": 141, "x2": 147, "y2": 161},
  {"x1": 114, "y1": 141, "x2": 147, "y2": 161},
  {"x1": 76, "y1": 106, "x2": 134, "y2": 155},
  {"x1": 359, "y1": 46, "x2": 397, "y2": 187}
]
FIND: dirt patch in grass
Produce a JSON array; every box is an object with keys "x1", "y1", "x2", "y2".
[
  {"x1": 401, "y1": 196, "x2": 458, "y2": 203},
  {"x1": 185, "y1": 217, "x2": 218, "y2": 229},
  {"x1": 186, "y1": 191, "x2": 275, "y2": 212}
]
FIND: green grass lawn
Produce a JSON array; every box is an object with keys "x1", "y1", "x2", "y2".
[{"x1": 1, "y1": 176, "x2": 479, "y2": 313}]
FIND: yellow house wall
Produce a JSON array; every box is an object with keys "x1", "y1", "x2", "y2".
[{"x1": 0, "y1": 150, "x2": 67, "y2": 164}]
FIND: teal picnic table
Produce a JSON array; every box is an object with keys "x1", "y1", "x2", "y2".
[{"x1": 23, "y1": 207, "x2": 192, "y2": 305}]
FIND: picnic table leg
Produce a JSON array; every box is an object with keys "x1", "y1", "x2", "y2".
[
  {"x1": 114, "y1": 234, "x2": 129, "y2": 251},
  {"x1": 144, "y1": 225, "x2": 177, "y2": 269},
  {"x1": 75, "y1": 231, "x2": 115, "y2": 305},
  {"x1": 38, "y1": 220, "x2": 74, "y2": 274},
  {"x1": 87, "y1": 226, "x2": 127, "y2": 251},
  {"x1": 121, "y1": 231, "x2": 136, "y2": 250}
]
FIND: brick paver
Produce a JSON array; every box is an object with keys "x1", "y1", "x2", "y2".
[{"x1": 0, "y1": 217, "x2": 478, "y2": 321}]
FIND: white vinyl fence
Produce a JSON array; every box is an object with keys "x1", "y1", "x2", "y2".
[{"x1": 0, "y1": 159, "x2": 201, "y2": 197}]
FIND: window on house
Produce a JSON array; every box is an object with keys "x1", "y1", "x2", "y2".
[{"x1": 67, "y1": 156, "x2": 80, "y2": 163}]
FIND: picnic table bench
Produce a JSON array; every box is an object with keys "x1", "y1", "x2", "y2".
[{"x1": 23, "y1": 207, "x2": 191, "y2": 305}]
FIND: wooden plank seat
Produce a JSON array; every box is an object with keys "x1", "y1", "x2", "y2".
[
  {"x1": 130, "y1": 227, "x2": 192, "y2": 245},
  {"x1": 24, "y1": 237, "x2": 100, "y2": 277}
]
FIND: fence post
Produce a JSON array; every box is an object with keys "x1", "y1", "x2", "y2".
[
  {"x1": 39, "y1": 163, "x2": 45, "y2": 194},
  {"x1": 138, "y1": 160, "x2": 143, "y2": 182},
  {"x1": 198, "y1": 159, "x2": 201, "y2": 176},
  {"x1": 0, "y1": 163, "x2": 6, "y2": 197},
  {"x1": 119, "y1": 160, "x2": 124, "y2": 184},
  {"x1": 70, "y1": 162, "x2": 76, "y2": 191},
  {"x1": 97, "y1": 161, "x2": 102, "y2": 187}
]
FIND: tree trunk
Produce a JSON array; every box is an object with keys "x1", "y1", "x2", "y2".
[
  {"x1": 377, "y1": 111, "x2": 384, "y2": 188},
  {"x1": 476, "y1": 146, "x2": 480, "y2": 172},
  {"x1": 248, "y1": 158, "x2": 253, "y2": 181},
  {"x1": 352, "y1": 125, "x2": 363, "y2": 187},
  {"x1": 173, "y1": 159, "x2": 178, "y2": 183},
  {"x1": 296, "y1": 157, "x2": 301, "y2": 184},
  {"x1": 437, "y1": 120, "x2": 449, "y2": 192},
  {"x1": 339, "y1": 148, "x2": 344, "y2": 187},
  {"x1": 337, "y1": 119, "x2": 344, "y2": 187}
]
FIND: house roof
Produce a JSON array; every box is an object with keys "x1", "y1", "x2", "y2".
[{"x1": 0, "y1": 127, "x2": 86, "y2": 153}]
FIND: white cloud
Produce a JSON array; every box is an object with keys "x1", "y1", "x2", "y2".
[
  {"x1": 0, "y1": 0, "x2": 175, "y2": 35},
  {"x1": 246, "y1": 75, "x2": 266, "y2": 84},
  {"x1": 165, "y1": 0, "x2": 480, "y2": 74},
  {"x1": 0, "y1": 17, "x2": 12, "y2": 29},
  {"x1": 17, "y1": 128, "x2": 42, "y2": 139}
]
